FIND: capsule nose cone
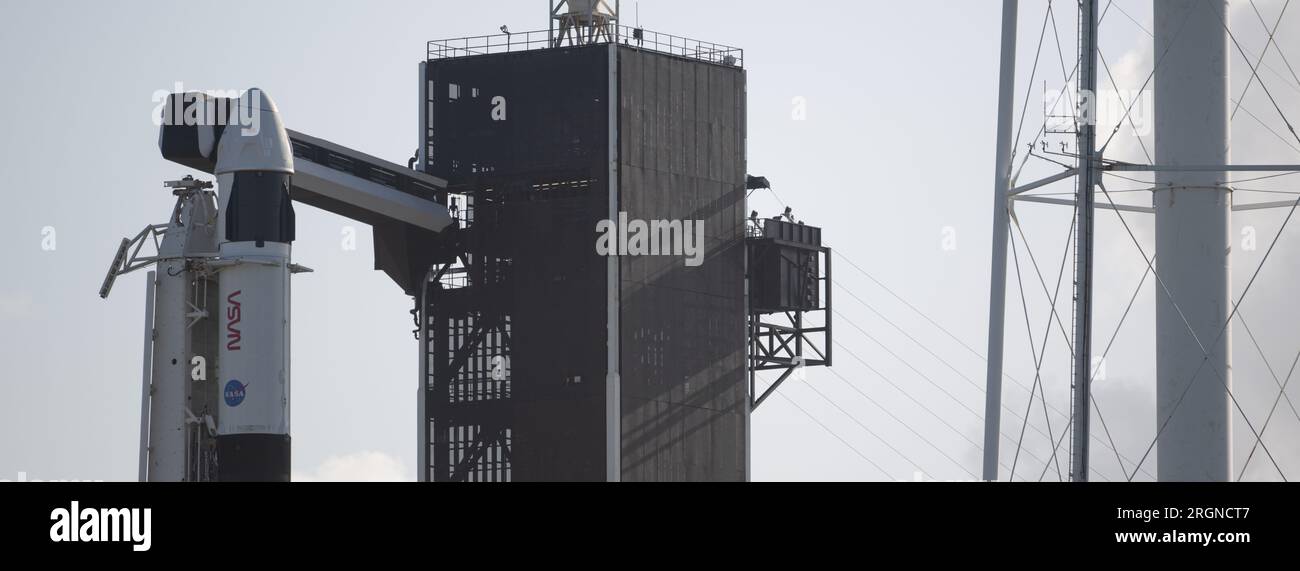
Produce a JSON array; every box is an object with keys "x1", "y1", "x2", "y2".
[
  {"x1": 242, "y1": 87, "x2": 281, "y2": 114},
  {"x1": 214, "y1": 88, "x2": 293, "y2": 175}
]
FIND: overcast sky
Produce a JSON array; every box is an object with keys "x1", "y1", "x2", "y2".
[{"x1": 1, "y1": 0, "x2": 1298, "y2": 482}]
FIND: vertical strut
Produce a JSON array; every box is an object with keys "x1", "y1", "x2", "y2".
[
  {"x1": 1070, "y1": 0, "x2": 1100, "y2": 482},
  {"x1": 983, "y1": 0, "x2": 1019, "y2": 482}
]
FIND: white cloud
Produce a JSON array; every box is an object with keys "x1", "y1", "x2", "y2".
[{"x1": 293, "y1": 451, "x2": 411, "y2": 482}]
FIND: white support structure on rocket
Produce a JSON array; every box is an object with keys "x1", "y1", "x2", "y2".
[{"x1": 103, "y1": 176, "x2": 221, "y2": 482}]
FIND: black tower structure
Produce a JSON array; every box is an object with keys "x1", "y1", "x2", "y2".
[{"x1": 404, "y1": 30, "x2": 749, "y2": 481}]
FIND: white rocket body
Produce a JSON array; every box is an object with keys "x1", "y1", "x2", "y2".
[
  {"x1": 212, "y1": 89, "x2": 296, "y2": 481},
  {"x1": 216, "y1": 242, "x2": 291, "y2": 439}
]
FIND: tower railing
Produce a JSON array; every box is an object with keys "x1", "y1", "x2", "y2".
[{"x1": 427, "y1": 25, "x2": 743, "y2": 67}]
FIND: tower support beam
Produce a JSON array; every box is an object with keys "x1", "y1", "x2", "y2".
[
  {"x1": 1153, "y1": 0, "x2": 1233, "y2": 481},
  {"x1": 982, "y1": 0, "x2": 1018, "y2": 482}
]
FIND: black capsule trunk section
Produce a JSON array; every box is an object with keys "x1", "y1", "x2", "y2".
[{"x1": 225, "y1": 171, "x2": 296, "y2": 244}]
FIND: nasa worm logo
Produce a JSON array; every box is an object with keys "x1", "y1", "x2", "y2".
[
  {"x1": 224, "y1": 379, "x2": 247, "y2": 407},
  {"x1": 226, "y1": 290, "x2": 243, "y2": 351}
]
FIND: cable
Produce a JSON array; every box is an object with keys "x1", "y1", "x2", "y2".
[
  {"x1": 1103, "y1": 171, "x2": 1159, "y2": 186},
  {"x1": 1230, "y1": 0, "x2": 1292, "y2": 123},
  {"x1": 1231, "y1": 96, "x2": 1300, "y2": 156},
  {"x1": 822, "y1": 365, "x2": 980, "y2": 480},
  {"x1": 773, "y1": 390, "x2": 891, "y2": 479},
  {"x1": 1047, "y1": 0, "x2": 1079, "y2": 136},
  {"x1": 1098, "y1": 4, "x2": 1199, "y2": 154},
  {"x1": 829, "y1": 338, "x2": 1027, "y2": 477},
  {"x1": 1111, "y1": 1, "x2": 1152, "y2": 37},
  {"x1": 831, "y1": 249, "x2": 1146, "y2": 480},
  {"x1": 832, "y1": 309, "x2": 981, "y2": 420},
  {"x1": 1007, "y1": 201, "x2": 1079, "y2": 481},
  {"x1": 801, "y1": 377, "x2": 933, "y2": 478},
  {"x1": 1090, "y1": 392, "x2": 1132, "y2": 482},
  {"x1": 1007, "y1": 191, "x2": 1163, "y2": 480},
  {"x1": 1011, "y1": 2, "x2": 1057, "y2": 160},
  {"x1": 1100, "y1": 183, "x2": 1296, "y2": 481},
  {"x1": 1231, "y1": 171, "x2": 1300, "y2": 185},
  {"x1": 1007, "y1": 228, "x2": 1066, "y2": 481},
  {"x1": 830, "y1": 311, "x2": 1062, "y2": 479},
  {"x1": 836, "y1": 286, "x2": 1017, "y2": 408},
  {"x1": 1080, "y1": 251, "x2": 1156, "y2": 482},
  {"x1": 1238, "y1": 311, "x2": 1300, "y2": 426},
  {"x1": 1010, "y1": 0, "x2": 1126, "y2": 185},
  {"x1": 1012, "y1": 214, "x2": 1161, "y2": 480},
  {"x1": 1237, "y1": 341, "x2": 1300, "y2": 480},
  {"x1": 1011, "y1": 217, "x2": 1075, "y2": 364},
  {"x1": 1248, "y1": 0, "x2": 1300, "y2": 92},
  {"x1": 833, "y1": 251, "x2": 988, "y2": 363},
  {"x1": 1097, "y1": 46, "x2": 1154, "y2": 163},
  {"x1": 766, "y1": 186, "x2": 787, "y2": 210},
  {"x1": 1040, "y1": 414, "x2": 1075, "y2": 481},
  {"x1": 1209, "y1": 0, "x2": 1300, "y2": 150}
]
